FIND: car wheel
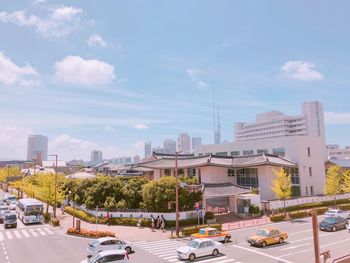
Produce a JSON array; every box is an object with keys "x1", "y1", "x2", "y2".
[
  {"x1": 125, "y1": 247, "x2": 132, "y2": 254},
  {"x1": 261, "y1": 241, "x2": 267, "y2": 248},
  {"x1": 279, "y1": 238, "x2": 284, "y2": 244},
  {"x1": 189, "y1": 253, "x2": 196, "y2": 262},
  {"x1": 332, "y1": 226, "x2": 336, "y2": 232},
  {"x1": 224, "y1": 236, "x2": 230, "y2": 243},
  {"x1": 212, "y1": 249, "x2": 219, "y2": 256}
]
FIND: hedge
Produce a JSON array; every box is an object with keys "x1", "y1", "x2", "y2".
[
  {"x1": 182, "y1": 224, "x2": 222, "y2": 236},
  {"x1": 338, "y1": 204, "x2": 350, "y2": 211},
  {"x1": 67, "y1": 227, "x2": 115, "y2": 238},
  {"x1": 51, "y1": 218, "x2": 60, "y2": 227},
  {"x1": 282, "y1": 198, "x2": 350, "y2": 213},
  {"x1": 289, "y1": 211, "x2": 307, "y2": 219},
  {"x1": 270, "y1": 214, "x2": 285, "y2": 222}
]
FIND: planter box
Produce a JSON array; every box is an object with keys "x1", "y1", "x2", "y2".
[{"x1": 207, "y1": 218, "x2": 216, "y2": 224}]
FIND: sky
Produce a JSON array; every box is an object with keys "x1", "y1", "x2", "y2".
[{"x1": 1, "y1": 0, "x2": 350, "y2": 161}]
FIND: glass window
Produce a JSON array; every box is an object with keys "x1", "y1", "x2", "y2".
[
  {"x1": 216, "y1": 152, "x2": 228, "y2": 156},
  {"x1": 178, "y1": 169, "x2": 185, "y2": 176},
  {"x1": 257, "y1": 149, "x2": 268, "y2": 154},
  {"x1": 199, "y1": 242, "x2": 206, "y2": 248},
  {"x1": 310, "y1": 186, "x2": 314, "y2": 195},
  {"x1": 236, "y1": 168, "x2": 259, "y2": 187},
  {"x1": 309, "y1": 167, "x2": 312, "y2": 176},
  {"x1": 272, "y1": 148, "x2": 285, "y2": 157},
  {"x1": 243, "y1": 150, "x2": 254, "y2": 156},
  {"x1": 208, "y1": 230, "x2": 216, "y2": 236},
  {"x1": 227, "y1": 169, "x2": 235, "y2": 177},
  {"x1": 164, "y1": 169, "x2": 171, "y2": 176},
  {"x1": 230, "y1": 151, "x2": 240, "y2": 157},
  {"x1": 205, "y1": 241, "x2": 213, "y2": 247}
]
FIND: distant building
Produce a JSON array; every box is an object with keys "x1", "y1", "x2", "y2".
[
  {"x1": 91, "y1": 150, "x2": 102, "y2": 165},
  {"x1": 133, "y1": 155, "x2": 141, "y2": 164},
  {"x1": 163, "y1": 139, "x2": 176, "y2": 154},
  {"x1": 177, "y1": 132, "x2": 191, "y2": 153},
  {"x1": 109, "y1": 157, "x2": 132, "y2": 164},
  {"x1": 326, "y1": 144, "x2": 350, "y2": 160},
  {"x1": 144, "y1": 142, "x2": 152, "y2": 158},
  {"x1": 192, "y1": 137, "x2": 202, "y2": 152},
  {"x1": 27, "y1": 135, "x2": 48, "y2": 163}
]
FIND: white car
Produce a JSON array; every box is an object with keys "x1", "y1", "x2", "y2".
[
  {"x1": 8, "y1": 201, "x2": 18, "y2": 210},
  {"x1": 87, "y1": 237, "x2": 133, "y2": 257},
  {"x1": 324, "y1": 209, "x2": 349, "y2": 219},
  {"x1": 81, "y1": 250, "x2": 129, "y2": 263},
  {"x1": 176, "y1": 238, "x2": 223, "y2": 262}
]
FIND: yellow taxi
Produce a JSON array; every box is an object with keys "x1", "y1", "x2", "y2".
[
  {"x1": 191, "y1": 227, "x2": 231, "y2": 243},
  {"x1": 247, "y1": 228, "x2": 288, "y2": 247}
]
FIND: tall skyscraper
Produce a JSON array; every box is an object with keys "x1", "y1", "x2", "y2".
[
  {"x1": 133, "y1": 155, "x2": 141, "y2": 164},
  {"x1": 163, "y1": 139, "x2": 176, "y2": 154},
  {"x1": 27, "y1": 135, "x2": 48, "y2": 162},
  {"x1": 192, "y1": 137, "x2": 202, "y2": 151},
  {"x1": 91, "y1": 150, "x2": 102, "y2": 165},
  {"x1": 144, "y1": 142, "x2": 152, "y2": 158},
  {"x1": 177, "y1": 133, "x2": 191, "y2": 153}
]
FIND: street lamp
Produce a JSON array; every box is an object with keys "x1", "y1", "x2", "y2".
[
  {"x1": 48, "y1": 154, "x2": 58, "y2": 218},
  {"x1": 175, "y1": 151, "x2": 179, "y2": 237},
  {"x1": 69, "y1": 189, "x2": 75, "y2": 228}
]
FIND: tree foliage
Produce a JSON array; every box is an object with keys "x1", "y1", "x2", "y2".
[
  {"x1": 324, "y1": 165, "x2": 343, "y2": 205},
  {"x1": 271, "y1": 167, "x2": 292, "y2": 200},
  {"x1": 343, "y1": 170, "x2": 350, "y2": 193}
]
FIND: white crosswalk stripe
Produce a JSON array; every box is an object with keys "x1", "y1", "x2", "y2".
[
  {"x1": 134, "y1": 240, "x2": 237, "y2": 263},
  {"x1": 0, "y1": 227, "x2": 55, "y2": 241}
]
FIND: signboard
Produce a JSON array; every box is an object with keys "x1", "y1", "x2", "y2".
[{"x1": 195, "y1": 202, "x2": 200, "y2": 212}]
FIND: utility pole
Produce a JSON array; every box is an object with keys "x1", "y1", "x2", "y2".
[
  {"x1": 175, "y1": 151, "x2": 179, "y2": 237},
  {"x1": 49, "y1": 154, "x2": 58, "y2": 218},
  {"x1": 311, "y1": 210, "x2": 320, "y2": 263}
]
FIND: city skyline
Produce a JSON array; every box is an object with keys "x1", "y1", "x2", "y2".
[{"x1": 1, "y1": 1, "x2": 350, "y2": 161}]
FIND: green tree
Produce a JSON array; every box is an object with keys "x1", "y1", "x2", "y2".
[
  {"x1": 343, "y1": 170, "x2": 350, "y2": 193},
  {"x1": 271, "y1": 167, "x2": 292, "y2": 215},
  {"x1": 324, "y1": 165, "x2": 343, "y2": 206}
]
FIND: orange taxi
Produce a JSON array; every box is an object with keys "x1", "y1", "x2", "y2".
[
  {"x1": 191, "y1": 227, "x2": 231, "y2": 243},
  {"x1": 247, "y1": 228, "x2": 288, "y2": 247}
]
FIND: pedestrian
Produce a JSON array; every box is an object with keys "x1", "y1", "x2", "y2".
[
  {"x1": 156, "y1": 215, "x2": 161, "y2": 229},
  {"x1": 137, "y1": 215, "x2": 143, "y2": 228},
  {"x1": 106, "y1": 212, "x2": 110, "y2": 226},
  {"x1": 160, "y1": 215, "x2": 166, "y2": 232},
  {"x1": 150, "y1": 215, "x2": 155, "y2": 232}
]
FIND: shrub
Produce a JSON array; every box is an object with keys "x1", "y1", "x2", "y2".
[
  {"x1": 269, "y1": 214, "x2": 285, "y2": 222},
  {"x1": 67, "y1": 227, "x2": 115, "y2": 238},
  {"x1": 204, "y1": 212, "x2": 214, "y2": 220},
  {"x1": 338, "y1": 204, "x2": 350, "y2": 211},
  {"x1": 51, "y1": 218, "x2": 60, "y2": 227},
  {"x1": 182, "y1": 224, "x2": 222, "y2": 236},
  {"x1": 43, "y1": 212, "x2": 51, "y2": 223},
  {"x1": 249, "y1": 204, "x2": 260, "y2": 214},
  {"x1": 313, "y1": 207, "x2": 328, "y2": 215},
  {"x1": 289, "y1": 211, "x2": 307, "y2": 219}
]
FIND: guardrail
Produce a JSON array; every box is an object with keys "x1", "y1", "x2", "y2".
[
  {"x1": 332, "y1": 254, "x2": 350, "y2": 263},
  {"x1": 222, "y1": 217, "x2": 270, "y2": 231}
]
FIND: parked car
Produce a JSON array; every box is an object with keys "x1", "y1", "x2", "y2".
[
  {"x1": 176, "y1": 238, "x2": 223, "y2": 262},
  {"x1": 5, "y1": 195, "x2": 16, "y2": 205},
  {"x1": 87, "y1": 237, "x2": 133, "y2": 258},
  {"x1": 324, "y1": 209, "x2": 349, "y2": 219},
  {"x1": 81, "y1": 250, "x2": 129, "y2": 263},
  {"x1": 2, "y1": 193, "x2": 10, "y2": 203},
  {"x1": 4, "y1": 212, "x2": 17, "y2": 229},
  {"x1": 247, "y1": 228, "x2": 288, "y2": 247},
  {"x1": 8, "y1": 200, "x2": 18, "y2": 210},
  {"x1": 191, "y1": 227, "x2": 231, "y2": 243},
  {"x1": 319, "y1": 217, "x2": 348, "y2": 232},
  {"x1": 0, "y1": 204, "x2": 9, "y2": 223}
]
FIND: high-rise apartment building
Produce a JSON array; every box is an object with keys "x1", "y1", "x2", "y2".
[
  {"x1": 144, "y1": 142, "x2": 152, "y2": 158},
  {"x1": 192, "y1": 137, "x2": 202, "y2": 151},
  {"x1": 163, "y1": 139, "x2": 176, "y2": 154},
  {"x1": 177, "y1": 132, "x2": 191, "y2": 153},
  {"x1": 326, "y1": 144, "x2": 350, "y2": 160},
  {"x1": 133, "y1": 155, "x2": 141, "y2": 164},
  {"x1": 91, "y1": 150, "x2": 102, "y2": 165},
  {"x1": 27, "y1": 135, "x2": 48, "y2": 162},
  {"x1": 234, "y1": 101, "x2": 325, "y2": 141}
]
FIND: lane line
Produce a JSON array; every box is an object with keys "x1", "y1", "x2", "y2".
[
  {"x1": 43, "y1": 228, "x2": 54, "y2": 235},
  {"x1": 21, "y1": 230, "x2": 29, "y2": 238},
  {"x1": 5, "y1": 232, "x2": 12, "y2": 240},
  {"x1": 233, "y1": 245, "x2": 293, "y2": 263},
  {"x1": 29, "y1": 229, "x2": 38, "y2": 237},
  {"x1": 13, "y1": 231, "x2": 21, "y2": 239},
  {"x1": 280, "y1": 243, "x2": 310, "y2": 251}
]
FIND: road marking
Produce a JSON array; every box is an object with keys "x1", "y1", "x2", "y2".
[
  {"x1": 320, "y1": 237, "x2": 350, "y2": 248},
  {"x1": 43, "y1": 228, "x2": 54, "y2": 235},
  {"x1": 5, "y1": 232, "x2": 12, "y2": 240},
  {"x1": 0, "y1": 232, "x2": 3, "y2": 241},
  {"x1": 300, "y1": 248, "x2": 312, "y2": 253},
  {"x1": 36, "y1": 228, "x2": 46, "y2": 236},
  {"x1": 156, "y1": 252, "x2": 176, "y2": 257},
  {"x1": 233, "y1": 245, "x2": 293, "y2": 263},
  {"x1": 21, "y1": 230, "x2": 29, "y2": 238},
  {"x1": 13, "y1": 231, "x2": 21, "y2": 239},
  {"x1": 29, "y1": 229, "x2": 38, "y2": 237},
  {"x1": 280, "y1": 243, "x2": 310, "y2": 251}
]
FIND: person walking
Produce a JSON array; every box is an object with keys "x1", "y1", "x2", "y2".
[
  {"x1": 156, "y1": 215, "x2": 161, "y2": 229},
  {"x1": 106, "y1": 212, "x2": 110, "y2": 226},
  {"x1": 137, "y1": 215, "x2": 143, "y2": 228},
  {"x1": 150, "y1": 215, "x2": 155, "y2": 232},
  {"x1": 160, "y1": 215, "x2": 166, "y2": 232}
]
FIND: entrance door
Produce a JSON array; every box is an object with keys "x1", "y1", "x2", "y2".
[{"x1": 237, "y1": 199, "x2": 251, "y2": 213}]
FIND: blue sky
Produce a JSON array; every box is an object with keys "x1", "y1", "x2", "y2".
[{"x1": 1, "y1": 0, "x2": 350, "y2": 161}]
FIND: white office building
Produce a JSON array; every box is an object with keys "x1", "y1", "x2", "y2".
[
  {"x1": 196, "y1": 101, "x2": 327, "y2": 199},
  {"x1": 144, "y1": 142, "x2": 152, "y2": 158},
  {"x1": 27, "y1": 135, "x2": 48, "y2": 162},
  {"x1": 326, "y1": 144, "x2": 350, "y2": 160},
  {"x1": 163, "y1": 139, "x2": 176, "y2": 154},
  {"x1": 177, "y1": 132, "x2": 191, "y2": 153},
  {"x1": 91, "y1": 150, "x2": 102, "y2": 165}
]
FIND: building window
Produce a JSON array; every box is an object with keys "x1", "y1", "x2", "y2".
[
  {"x1": 230, "y1": 151, "x2": 240, "y2": 157},
  {"x1": 309, "y1": 167, "x2": 312, "y2": 176},
  {"x1": 273, "y1": 148, "x2": 285, "y2": 157},
  {"x1": 285, "y1": 167, "x2": 300, "y2": 185},
  {"x1": 307, "y1": 147, "x2": 311, "y2": 157},
  {"x1": 243, "y1": 150, "x2": 254, "y2": 156},
  {"x1": 178, "y1": 169, "x2": 185, "y2": 176},
  {"x1": 198, "y1": 169, "x2": 201, "y2": 184},
  {"x1": 164, "y1": 169, "x2": 171, "y2": 176},
  {"x1": 291, "y1": 186, "x2": 301, "y2": 197},
  {"x1": 236, "y1": 168, "x2": 259, "y2": 187},
  {"x1": 310, "y1": 186, "x2": 314, "y2": 195},
  {"x1": 187, "y1": 168, "x2": 196, "y2": 177},
  {"x1": 216, "y1": 152, "x2": 228, "y2": 156},
  {"x1": 228, "y1": 169, "x2": 235, "y2": 177},
  {"x1": 257, "y1": 149, "x2": 268, "y2": 154},
  {"x1": 305, "y1": 186, "x2": 309, "y2": 196}
]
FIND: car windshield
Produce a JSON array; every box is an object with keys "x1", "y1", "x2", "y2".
[
  {"x1": 198, "y1": 229, "x2": 206, "y2": 235},
  {"x1": 324, "y1": 217, "x2": 336, "y2": 223},
  {"x1": 187, "y1": 241, "x2": 199, "y2": 248},
  {"x1": 5, "y1": 214, "x2": 16, "y2": 220},
  {"x1": 256, "y1": 230, "x2": 269, "y2": 237},
  {"x1": 327, "y1": 210, "x2": 336, "y2": 214},
  {"x1": 89, "y1": 240, "x2": 100, "y2": 247}
]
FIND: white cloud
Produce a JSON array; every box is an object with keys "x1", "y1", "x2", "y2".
[
  {"x1": 325, "y1": 112, "x2": 350, "y2": 125},
  {"x1": 87, "y1": 34, "x2": 108, "y2": 48},
  {"x1": 0, "y1": 6, "x2": 83, "y2": 38},
  {"x1": 133, "y1": 124, "x2": 148, "y2": 130},
  {"x1": 0, "y1": 125, "x2": 32, "y2": 160},
  {"x1": 0, "y1": 52, "x2": 40, "y2": 87},
  {"x1": 33, "y1": 0, "x2": 46, "y2": 4},
  {"x1": 281, "y1": 60, "x2": 323, "y2": 81},
  {"x1": 186, "y1": 68, "x2": 208, "y2": 89},
  {"x1": 54, "y1": 56, "x2": 115, "y2": 86}
]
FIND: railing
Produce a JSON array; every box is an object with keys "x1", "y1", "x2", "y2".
[
  {"x1": 332, "y1": 254, "x2": 350, "y2": 263},
  {"x1": 222, "y1": 217, "x2": 270, "y2": 231}
]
